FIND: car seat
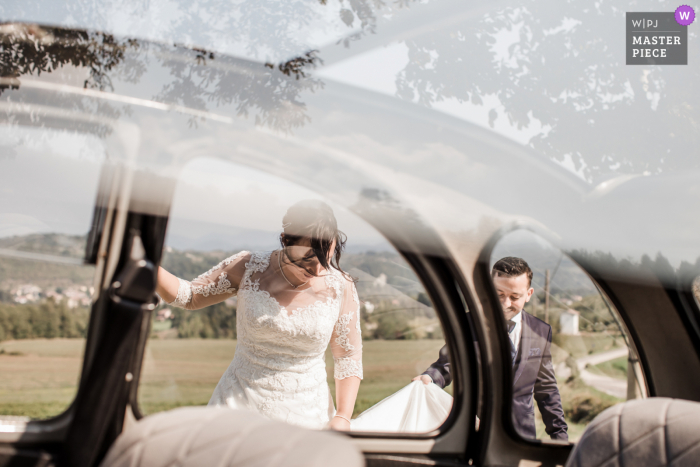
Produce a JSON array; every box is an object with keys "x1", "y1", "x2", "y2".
[
  {"x1": 99, "y1": 407, "x2": 364, "y2": 467},
  {"x1": 565, "y1": 398, "x2": 700, "y2": 467}
]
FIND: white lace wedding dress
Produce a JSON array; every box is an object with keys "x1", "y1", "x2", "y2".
[{"x1": 167, "y1": 250, "x2": 363, "y2": 430}]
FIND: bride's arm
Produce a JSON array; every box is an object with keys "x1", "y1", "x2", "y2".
[
  {"x1": 329, "y1": 278, "x2": 363, "y2": 430},
  {"x1": 156, "y1": 251, "x2": 249, "y2": 310},
  {"x1": 331, "y1": 376, "x2": 361, "y2": 430},
  {"x1": 155, "y1": 266, "x2": 180, "y2": 303}
]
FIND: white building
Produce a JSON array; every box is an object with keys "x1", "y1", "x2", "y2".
[
  {"x1": 559, "y1": 309, "x2": 580, "y2": 335},
  {"x1": 13, "y1": 284, "x2": 42, "y2": 304},
  {"x1": 373, "y1": 273, "x2": 387, "y2": 287}
]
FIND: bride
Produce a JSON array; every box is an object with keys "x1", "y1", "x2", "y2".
[{"x1": 155, "y1": 200, "x2": 362, "y2": 431}]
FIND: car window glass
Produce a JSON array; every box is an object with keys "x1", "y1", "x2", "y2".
[
  {"x1": 490, "y1": 230, "x2": 645, "y2": 442},
  {"x1": 0, "y1": 125, "x2": 103, "y2": 422},
  {"x1": 138, "y1": 158, "x2": 451, "y2": 433}
]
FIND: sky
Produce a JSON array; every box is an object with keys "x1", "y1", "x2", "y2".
[
  {"x1": 0, "y1": 130, "x2": 391, "y2": 252},
  {"x1": 2, "y1": 0, "x2": 699, "y2": 268},
  {"x1": 165, "y1": 157, "x2": 391, "y2": 251},
  {"x1": 0, "y1": 0, "x2": 553, "y2": 252}
]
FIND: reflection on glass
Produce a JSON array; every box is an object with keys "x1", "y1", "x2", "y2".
[
  {"x1": 491, "y1": 230, "x2": 643, "y2": 442},
  {"x1": 0, "y1": 127, "x2": 102, "y2": 421},
  {"x1": 139, "y1": 161, "x2": 450, "y2": 433}
]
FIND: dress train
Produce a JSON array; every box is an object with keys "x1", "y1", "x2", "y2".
[{"x1": 350, "y1": 381, "x2": 453, "y2": 433}]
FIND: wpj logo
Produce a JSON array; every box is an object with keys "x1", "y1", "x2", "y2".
[
  {"x1": 631, "y1": 18, "x2": 660, "y2": 28},
  {"x1": 626, "y1": 10, "x2": 689, "y2": 65}
]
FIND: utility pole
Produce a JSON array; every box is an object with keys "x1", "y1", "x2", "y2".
[
  {"x1": 530, "y1": 295, "x2": 538, "y2": 319},
  {"x1": 544, "y1": 269, "x2": 550, "y2": 324}
]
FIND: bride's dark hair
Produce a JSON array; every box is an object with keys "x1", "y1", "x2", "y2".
[{"x1": 279, "y1": 199, "x2": 350, "y2": 279}]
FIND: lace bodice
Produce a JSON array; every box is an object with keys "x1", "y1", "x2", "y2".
[{"x1": 167, "y1": 250, "x2": 363, "y2": 381}]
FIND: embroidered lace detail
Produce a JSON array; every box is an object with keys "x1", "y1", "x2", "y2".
[
  {"x1": 168, "y1": 251, "x2": 247, "y2": 309},
  {"x1": 324, "y1": 273, "x2": 343, "y2": 300},
  {"x1": 334, "y1": 311, "x2": 355, "y2": 352},
  {"x1": 191, "y1": 271, "x2": 236, "y2": 297},
  {"x1": 194, "y1": 250, "x2": 247, "y2": 282},
  {"x1": 240, "y1": 251, "x2": 270, "y2": 294},
  {"x1": 352, "y1": 282, "x2": 362, "y2": 335},
  {"x1": 334, "y1": 357, "x2": 363, "y2": 380},
  {"x1": 169, "y1": 277, "x2": 193, "y2": 308},
  {"x1": 245, "y1": 251, "x2": 271, "y2": 275}
]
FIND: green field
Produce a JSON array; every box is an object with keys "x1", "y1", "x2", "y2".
[
  {"x1": 590, "y1": 356, "x2": 628, "y2": 380},
  {"x1": 0, "y1": 338, "x2": 446, "y2": 419},
  {"x1": 1, "y1": 338, "x2": 617, "y2": 441},
  {"x1": 550, "y1": 333, "x2": 624, "y2": 363},
  {"x1": 0, "y1": 339, "x2": 85, "y2": 418},
  {"x1": 137, "y1": 339, "x2": 448, "y2": 415}
]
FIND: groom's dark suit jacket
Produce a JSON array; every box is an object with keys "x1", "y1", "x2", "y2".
[{"x1": 423, "y1": 311, "x2": 568, "y2": 440}]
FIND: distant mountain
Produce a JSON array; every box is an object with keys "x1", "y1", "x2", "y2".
[
  {"x1": 0, "y1": 232, "x2": 601, "y2": 302},
  {"x1": 0, "y1": 233, "x2": 86, "y2": 259},
  {"x1": 491, "y1": 233, "x2": 598, "y2": 296},
  {"x1": 161, "y1": 248, "x2": 425, "y2": 294},
  {"x1": 350, "y1": 268, "x2": 435, "y2": 318},
  {"x1": 164, "y1": 222, "x2": 393, "y2": 254},
  {"x1": 0, "y1": 234, "x2": 92, "y2": 291},
  {"x1": 165, "y1": 227, "x2": 279, "y2": 252}
]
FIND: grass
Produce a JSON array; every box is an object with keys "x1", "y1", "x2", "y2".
[
  {"x1": 328, "y1": 340, "x2": 452, "y2": 414},
  {"x1": 550, "y1": 332, "x2": 624, "y2": 364},
  {"x1": 151, "y1": 320, "x2": 173, "y2": 333},
  {"x1": 589, "y1": 356, "x2": 628, "y2": 380},
  {"x1": 0, "y1": 338, "x2": 624, "y2": 442},
  {"x1": 0, "y1": 338, "x2": 448, "y2": 419},
  {"x1": 534, "y1": 374, "x2": 624, "y2": 442},
  {"x1": 137, "y1": 338, "x2": 447, "y2": 415},
  {"x1": 0, "y1": 339, "x2": 85, "y2": 418}
]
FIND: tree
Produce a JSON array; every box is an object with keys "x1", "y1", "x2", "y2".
[
  {"x1": 0, "y1": 300, "x2": 89, "y2": 341},
  {"x1": 3, "y1": 0, "x2": 696, "y2": 175},
  {"x1": 168, "y1": 301, "x2": 236, "y2": 339},
  {"x1": 395, "y1": 0, "x2": 699, "y2": 180},
  {"x1": 1, "y1": 20, "x2": 324, "y2": 133}
]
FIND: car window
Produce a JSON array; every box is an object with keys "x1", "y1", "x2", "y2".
[
  {"x1": 0, "y1": 126, "x2": 104, "y2": 422},
  {"x1": 137, "y1": 158, "x2": 452, "y2": 434},
  {"x1": 489, "y1": 229, "x2": 645, "y2": 442}
]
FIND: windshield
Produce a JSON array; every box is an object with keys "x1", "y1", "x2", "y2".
[{"x1": 2, "y1": 0, "x2": 699, "y2": 447}]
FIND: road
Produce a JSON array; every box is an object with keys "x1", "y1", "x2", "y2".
[{"x1": 556, "y1": 347, "x2": 628, "y2": 399}]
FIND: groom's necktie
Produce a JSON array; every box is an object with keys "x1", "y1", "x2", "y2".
[{"x1": 507, "y1": 320, "x2": 517, "y2": 365}]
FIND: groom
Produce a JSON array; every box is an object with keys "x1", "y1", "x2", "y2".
[{"x1": 414, "y1": 256, "x2": 568, "y2": 440}]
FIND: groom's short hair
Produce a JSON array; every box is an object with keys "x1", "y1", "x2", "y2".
[{"x1": 492, "y1": 256, "x2": 533, "y2": 287}]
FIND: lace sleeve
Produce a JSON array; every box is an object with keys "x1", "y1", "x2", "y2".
[
  {"x1": 330, "y1": 278, "x2": 363, "y2": 380},
  {"x1": 167, "y1": 251, "x2": 249, "y2": 310}
]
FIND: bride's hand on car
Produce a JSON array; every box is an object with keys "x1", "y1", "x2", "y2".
[{"x1": 412, "y1": 375, "x2": 432, "y2": 385}]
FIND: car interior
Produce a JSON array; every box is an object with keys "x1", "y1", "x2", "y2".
[{"x1": 1, "y1": 1, "x2": 699, "y2": 465}]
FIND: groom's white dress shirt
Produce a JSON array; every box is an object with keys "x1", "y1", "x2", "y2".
[{"x1": 509, "y1": 310, "x2": 523, "y2": 353}]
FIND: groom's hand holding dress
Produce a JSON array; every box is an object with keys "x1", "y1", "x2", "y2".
[{"x1": 412, "y1": 375, "x2": 433, "y2": 385}]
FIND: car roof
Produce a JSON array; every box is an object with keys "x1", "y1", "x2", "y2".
[{"x1": 1, "y1": 0, "x2": 699, "y2": 283}]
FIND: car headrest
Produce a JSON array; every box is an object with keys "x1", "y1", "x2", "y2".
[
  {"x1": 100, "y1": 406, "x2": 365, "y2": 467},
  {"x1": 566, "y1": 398, "x2": 700, "y2": 467}
]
